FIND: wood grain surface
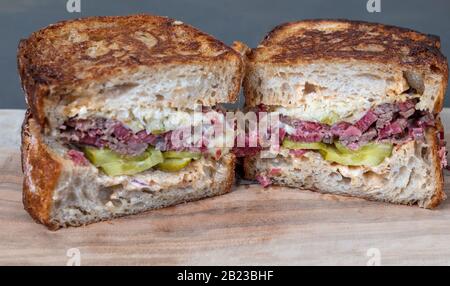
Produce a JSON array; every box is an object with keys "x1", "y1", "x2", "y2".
[{"x1": 1, "y1": 110, "x2": 450, "y2": 266}]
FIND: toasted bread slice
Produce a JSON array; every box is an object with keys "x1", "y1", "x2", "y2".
[
  {"x1": 243, "y1": 120, "x2": 445, "y2": 209},
  {"x1": 17, "y1": 14, "x2": 244, "y2": 128},
  {"x1": 244, "y1": 20, "x2": 448, "y2": 118},
  {"x1": 21, "y1": 111, "x2": 235, "y2": 230}
]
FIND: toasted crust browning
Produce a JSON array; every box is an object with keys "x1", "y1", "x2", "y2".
[
  {"x1": 21, "y1": 112, "x2": 236, "y2": 230},
  {"x1": 428, "y1": 117, "x2": 446, "y2": 208},
  {"x1": 18, "y1": 14, "x2": 241, "y2": 87},
  {"x1": 244, "y1": 19, "x2": 448, "y2": 114},
  {"x1": 249, "y1": 19, "x2": 448, "y2": 73},
  {"x1": 17, "y1": 14, "x2": 244, "y2": 126},
  {"x1": 22, "y1": 110, "x2": 61, "y2": 228}
]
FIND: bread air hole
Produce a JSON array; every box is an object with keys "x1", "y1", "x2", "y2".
[
  {"x1": 98, "y1": 185, "x2": 121, "y2": 205},
  {"x1": 109, "y1": 199, "x2": 123, "y2": 208},
  {"x1": 329, "y1": 172, "x2": 342, "y2": 181},
  {"x1": 340, "y1": 176, "x2": 351, "y2": 185},
  {"x1": 303, "y1": 82, "x2": 324, "y2": 95},
  {"x1": 430, "y1": 64, "x2": 440, "y2": 73},
  {"x1": 403, "y1": 71, "x2": 425, "y2": 95},
  {"x1": 421, "y1": 146, "x2": 429, "y2": 160},
  {"x1": 101, "y1": 82, "x2": 138, "y2": 95},
  {"x1": 363, "y1": 171, "x2": 385, "y2": 184}
]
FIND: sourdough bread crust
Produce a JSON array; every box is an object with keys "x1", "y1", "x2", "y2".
[
  {"x1": 427, "y1": 118, "x2": 446, "y2": 208},
  {"x1": 249, "y1": 19, "x2": 448, "y2": 73},
  {"x1": 22, "y1": 112, "x2": 236, "y2": 230},
  {"x1": 22, "y1": 110, "x2": 61, "y2": 229}
]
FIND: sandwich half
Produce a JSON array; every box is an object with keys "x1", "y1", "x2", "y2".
[
  {"x1": 18, "y1": 15, "x2": 243, "y2": 229},
  {"x1": 243, "y1": 20, "x2": 448, "y2": 208}
]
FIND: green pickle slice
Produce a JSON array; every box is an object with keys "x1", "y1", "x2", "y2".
[
  {"x1": 83, "y1": 147, "x2": 203, "y2": 176},
  {"x1": 324, "y1": 142, "x2": 393, "y2": 167},
  {"x1": 282, "y1": 140, "x2": 327, "y2": 150},
  {"x1": 83, "y1": 147, "x2": 164, "y2": 176},
  {"x1": 162, "y1": 151, "x2": 201, "y2": 160},
  {"x1": 157, "y1": 151, "x2": 202, "y2": 172},
  {"x1": 282, "y1": 139, "x2": 393, "y2": 167},
  {"x1": 83, "y1": 147, "x2": 121, "y2": 166},
  {"x1": 150, "y1": 129, "x2": 166, "y2": 135}
]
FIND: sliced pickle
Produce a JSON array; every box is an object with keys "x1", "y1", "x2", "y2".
[
  {"x1": 282, "y1": 139, "x2": 327, "y2": 150},
  {"x1": 83, "y1": 147, "x2": 121, "y2": 167},
  {"x1": 101, "y1": 149, "x2": 163, "y2": 176},
  {"x1": 84, "y1": 147, "x2": 164, "y2": 176},
  {"x1": 321, "y1": 143, "x2": 393, "y2": 167},
  {"x1": 156, "y1": 158, "x2": 192, "y2": 172},
  {"x1": 151, "y1": 129, "x2": 166, "y2": 135},
  {"x1": 282, "y1": 139, "x2": 393, "y2": 167},
  {"x1": 334, "y1": 141, "x2": 393, "y2": 155},
  {"x1": 334, "y1": 141, "x2": 352, "y2": 154},
  {"x1": 162, "y1": 151, "x2": 201, "y2": 160}
]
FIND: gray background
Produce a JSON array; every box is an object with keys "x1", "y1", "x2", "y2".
[{"x1": 1, "y1": 0, "x2": 449, "y2": 109}]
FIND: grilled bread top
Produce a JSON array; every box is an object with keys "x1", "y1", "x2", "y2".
[
  {"x1": 244, "y1": 19, "x2": 448, "y2": 115},
  {"x1": 17, "y1": 15, "x2": 244, "y2": 127},
  {"x1": 19, "y1": 14, "x2": 242, "y2": 87},
  {"x1": 249, "y1": 19, "x2": 447, "y2": 73}
]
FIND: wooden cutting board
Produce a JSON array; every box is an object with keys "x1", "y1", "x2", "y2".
[{"x1": 1, "y1": 110, "x2": 450, "y2": 266}]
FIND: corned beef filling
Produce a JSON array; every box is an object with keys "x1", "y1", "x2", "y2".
[
  {"x1": 222, "y1": 99, "x2": 439, "y2": 158},
  {"x1": 282, "y1": 99, "x2": 435, "y2": 150},
  {"x1": 59, "y1": 99, "x2": 447, "y2": 175},
  {"x1": 59, "y1": 117, "x2": 209, "y2": 157},
  {"x1": 67, "y1": 149, "x2": 89, "y2": 166},
  {"x1": 248, "y1": 99, "x2": 447, "y2": 187}
]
